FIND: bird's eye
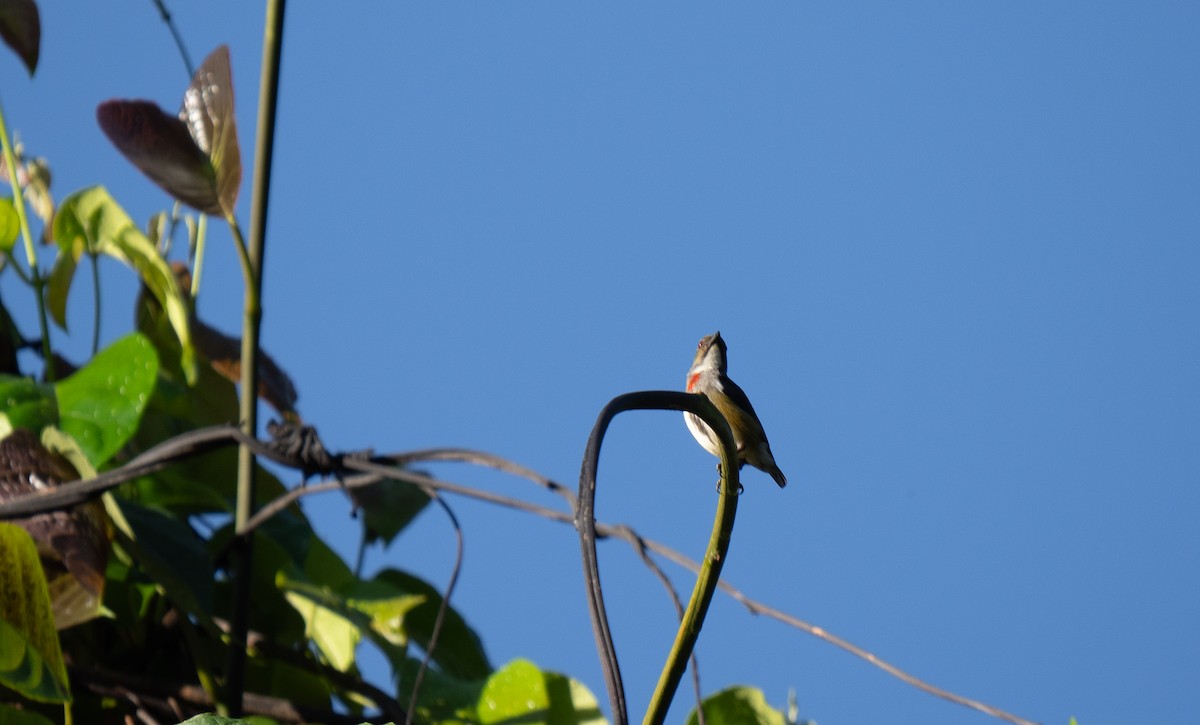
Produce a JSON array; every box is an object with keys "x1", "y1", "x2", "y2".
[{"x1": 697, "y1": 339, "x2": 704, "y2": 349}]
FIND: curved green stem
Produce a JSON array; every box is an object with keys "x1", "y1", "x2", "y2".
[
  {"x1": 0, "y1": 99, "x2": 54, "y2": 380},
  {"x1": 643, "y1": 446, "x2": 738, "y2": 725}
]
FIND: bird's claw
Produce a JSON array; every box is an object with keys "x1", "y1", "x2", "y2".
[{"x1": 714, "y1": 480, "x2": 744, "y2": 495}]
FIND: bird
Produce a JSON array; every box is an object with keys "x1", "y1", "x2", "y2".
[{"x1": 684, "y1": 331, "x2": 787, "y2": 488}]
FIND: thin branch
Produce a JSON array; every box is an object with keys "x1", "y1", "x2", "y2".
[
  {"x1": 0, "y1": 425, "x2": 288, "y2": 520},
  {"x1": 0, "y1": 425, "x2": 1039, "y2": 725},
  {"x1": 393, "y1": 447, "x2": 576, "y2": 509},
  {"x1": 148, "y1": 0, "x2": 196, "y2": 77},
  {"x1": 405, "y1": 491, "x2": 464, "y2": 725},
  {"x1": 295, "y1": 458, "x2": 1041, "y2": 725}
]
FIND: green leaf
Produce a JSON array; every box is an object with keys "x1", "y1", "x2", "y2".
[
  {"x1": 355, "y1": 478, "x2": 430, "y2": 546},
  {"x1": 177, "y1": 715, "x2": 260, "y2": 725},
  {"x1": 278, "y1": 572, "x2": 362, "y2": 673},
  {"x1": 0, "y1": 375, "x2": 57, "y2": 435},
  {"x1": 277, "y1": 543, "x2": 430, "y2": 678},
  {"x1": 0, "y1": 196, "x2": 19, "y2": 253},
  {"x1": 476, "y1": 659, "x2": 602, "y2": 725},
  {"x1": 687, "y1": 686, "x2": 787, "y2": 725},
  {"x1": 342, "y1": 579, "x2": 425, "y2": 647},
  {"x1": 338, "y1": 578, "x2": 426, "y2": 676},
  {"x1": 407, "y1": 658, "x2": 602, "y2": 725},
  {"x1": 46, "y1": 247, "x2": 78, "y2": 331},
  {"x1": 374, "y1": 567, "x2": 490, "y2": 680},
  {"x1": 207, "y1": 519, "x2": 306, "y2": 644},
  {"x1": 53, "y1": 186, "x2": 196, "y2": 382},
  {"x1": 54, "y1": 333, "x2": 158, "y2": 466},
  {"x1": 302, "y1": 533, "x2": 356, "y2": 591},
  {"x1": 107, "y1": 497, "x2": 214, "y2": 617},
  {"x1": 0, "y1": 523, "x2": 70, "y2": 703},
  {"x1": 0, "y1": 0, "x2": 39, "y2": 76},
  {"x1": 244, "y1": 655, "x2": 334, "y2": 715}
]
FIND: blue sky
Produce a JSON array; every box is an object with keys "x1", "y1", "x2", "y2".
[{"x1": 4, "y1": 3, "x2": 1198, "y2": 724}]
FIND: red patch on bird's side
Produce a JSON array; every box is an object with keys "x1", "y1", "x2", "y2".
[{"x1": 687, "y1": 373, "x2": 700, "y2": 392}]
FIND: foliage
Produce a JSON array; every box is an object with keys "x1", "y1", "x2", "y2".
[
  {"x1": 0, "y1": 5, "x2": 613, "y2": 724},
  {"x1": 0, "y1": 523, "x2": 69, "y2": 704},
  {"x1": 685, "y1": 686, "x2": 788, "y2": 725}
]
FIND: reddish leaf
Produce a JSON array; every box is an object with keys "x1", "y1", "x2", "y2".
[
  {"x1": 0, "y1": 0, "x2": 40, "y2": 76},
  {"x1": 180, "y1": 45, "x2": 242, "y2": 215},
  {"x1": 96, "y1": 100, "x2": 221, "y2": 215}
]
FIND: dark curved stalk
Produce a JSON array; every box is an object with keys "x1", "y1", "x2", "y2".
[{"x1": 576, "y1": 391, "x2": 740, "y2": 725}]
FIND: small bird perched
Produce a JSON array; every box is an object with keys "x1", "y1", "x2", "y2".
[{"x1": 685, "y1": 331, "x2": 787, "y2": 487}]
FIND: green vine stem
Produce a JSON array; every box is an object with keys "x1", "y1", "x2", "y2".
[
  {"x1": 88, "y1": 252, "x2": 101, "y2": 355},
  {"x1": 0, "y1": 99, "x2": 55, "y2": 380},
  {"x1": 224, "y1": 0, "x2": 287, "y2": 715}
]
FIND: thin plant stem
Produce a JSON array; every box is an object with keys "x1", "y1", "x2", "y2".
[
  {"x1": 641, "y1": 399, "x2": 739, "y2": 725},
  {"x1": 88, "y1": 253, "x2": 101, "y2": 355},
  {"x1": 191, "y1": 213, "x2": 207, "y2": 299},
  {"x1": 0, "y1": 99, "x2": 53, "y2": 380},
  {"x1": 149, "y1": 0, "x2": 195, "y2": 77},
  {"x1": 225, "y1": 0, "x2": 287, "y2": 714}
]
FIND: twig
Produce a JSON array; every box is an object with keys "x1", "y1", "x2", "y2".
[
  {"x1": 405, "y1": 491, "x2": 464, "y2": 725},
  {"x1": 392, "y1": 447, "x2": 576, "y2": 509},
  {"x1": 147, "y1": 0, "x2": 195, "y2": 77}
]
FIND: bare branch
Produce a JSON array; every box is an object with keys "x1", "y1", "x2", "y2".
[{"x1": 0, "y1": 423, "x2": 1039, "y2": 725}]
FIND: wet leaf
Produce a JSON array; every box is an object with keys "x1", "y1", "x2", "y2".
[
  {"x1": 54, "y1": 333, "x2": 158, "y2": 466},
  {"x1": 0, "y1": 375, "x2": 57, "y2": 434},
  {"x1": 405, "y1": 658, "x2": 602, "y2": 725}
]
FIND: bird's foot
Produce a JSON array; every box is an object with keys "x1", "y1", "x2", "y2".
[
  {"x1": 715, "y1": 479, "x2": 744, "y2": 495},
  {"x1": 713, "y1": 462, "x2": 743, "y2": 495}
]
